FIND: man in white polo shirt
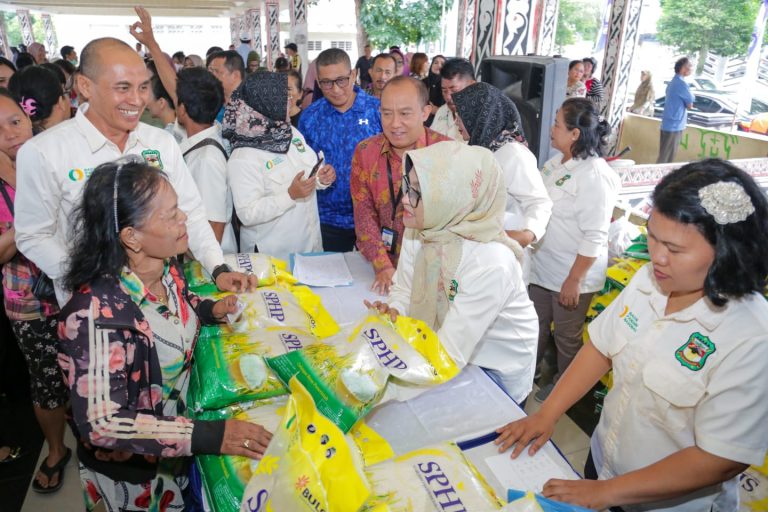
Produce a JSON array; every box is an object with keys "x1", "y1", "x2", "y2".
[{"x1": 14, "y1": 37, "x2": 252, "y2": 304}]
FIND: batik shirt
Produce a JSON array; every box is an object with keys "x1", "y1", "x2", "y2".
[{"x1": 299, "y1": 86, "x2": 382, "y2": 229}]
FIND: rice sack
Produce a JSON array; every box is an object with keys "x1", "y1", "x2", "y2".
[
  {"x1": 188, "y1": 327, "x2": 320, "y2": 411},
  {"x1": 360, "y1": 442, "x2": 504, "y2": 512},
  {"x1": 195, "y1": 398, "x2": 287, "y2": 512},
  {"x1": 240, "y1": 377, "x2": 371, "y2": 512},
  {"x1": 184, "y1": 253, "x2": 296, "y2": 292},
  {"x1": 267, "y1": 312, "x2": 460, "y2": 433},
  {"x1": 199, "y1": 285, "x2": 339, "y2": 340}
]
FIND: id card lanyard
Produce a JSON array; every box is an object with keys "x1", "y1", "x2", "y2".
[{"x1": 385, "y1": 156, "x2": 403, "y2": 224}]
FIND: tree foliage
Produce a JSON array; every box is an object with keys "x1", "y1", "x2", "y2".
[
  {"x1": 657, "y1": 0, "x2": 760, "y2": 70},
  {"x1": 359, "y1": 0, "x2": 453, "y2": 48},
  {"x1": 556, "y1": 0, "x2": 601, "y2": 52},
  {"x1": 3, "y1": 12, "x2": 47, "y2": 48}
]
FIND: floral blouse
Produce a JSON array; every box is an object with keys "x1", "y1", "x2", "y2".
[{"x1": 58, "y1": 258, "x2": 224, "y2": 480}]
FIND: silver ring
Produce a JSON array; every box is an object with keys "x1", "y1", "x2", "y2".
[{"x1": 243, "y1": 439, "x2": 251, "y2": 449}]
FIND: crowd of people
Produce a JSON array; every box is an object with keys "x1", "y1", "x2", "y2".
[{"x1": 0, "y1": 6, "x2": 765, "y2": 512}]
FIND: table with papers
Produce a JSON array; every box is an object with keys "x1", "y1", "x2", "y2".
[{"x1": 310, "y1": 251, "x2": 580, "y2": 498}]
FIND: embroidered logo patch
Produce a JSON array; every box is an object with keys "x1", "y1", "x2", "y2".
[
  {"x1": 675, "y1": 332, "x2": 716, "y2": 371},
  {"x1": 619, "y1": 305, "x2": 639, "y2": 332},
  {"x1": 67, "y1": 167, "x2": 95, "y2": 182},
  {"x1": 448, "y1": 279, "x2": 459, "y2": 301},
  {"x1": 141, "y1": 149, "x2": 163, "y2": 170},
  {"x1": 555, "y1": 174, "x2": 572, "y2": 187},
  {"x1": 292, "y1": 137, "x2": 306, "y2": 153},
  {"x1": 265, "y1": 156, "x2": 285, "y2": 170}
]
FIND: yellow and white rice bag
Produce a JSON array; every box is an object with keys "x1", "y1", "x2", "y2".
[
  {"x1": 240, "y1": 377, "x2": 371, "y2": 512},
  {"x1": 267, "y1": 312, "x2": 460, "y2": 432},
  {"x1": 188, "y1": 327, "x2": 320, "y2": 411},
  {"x1": 184, "y1": 253, "x2": 296, "y2": 291},
  {"x1": 360, "y1": 442, "x2": 504, "y2": 511}
]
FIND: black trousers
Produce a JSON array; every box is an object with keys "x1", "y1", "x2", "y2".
[{"x1": 321, "y1": 223, "x2": 357, "y2": 253}]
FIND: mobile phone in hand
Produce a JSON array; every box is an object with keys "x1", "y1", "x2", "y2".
[{"x1": 308, "y1": 151, "x2": 324, "y2": 178}]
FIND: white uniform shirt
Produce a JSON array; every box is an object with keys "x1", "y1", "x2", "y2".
[
  {"x1": 495, "y1": 141, "x2": 552, "y2": 240},
  {"x1": 429, "y1": 104, "x2": 465, "y2": 142},
  {"x1": 179, "y1": 125, "x2": 237, "y2": 254},
  {"x1": 529, "y1": 155, "x2": 620, "y2": 294},
  {"x1": 227, "y1": 128, "x2": 324, "y2": 261},
  {"x1": 588, "y1": 265, "x2": 768, "y2": 511},
  {"x1": 14, "y1": 106, "x2": 225, "y2": 303},
  {"x1": 388, "y1": 234, "x2": 539, "y2": 403}
]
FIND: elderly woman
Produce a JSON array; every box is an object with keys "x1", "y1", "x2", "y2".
[
  {"x1": 453, "y1": 82, "x2": 552, "y2": 252},
  {"x1": 497, "y1": 159, "x2": 768, "y2": 511},
  {"x1": 226, "y1": 72, "x2": 336, "y2": 261},
  {"x1": 368, "y1": 141, "x2": 539, "y2": 403},
  {"x1": 630, "y1": 70, "x2": 655, "y2": 116},
  {"x1": 58, "y1": 160, "x2": 272, "y2": 511}
]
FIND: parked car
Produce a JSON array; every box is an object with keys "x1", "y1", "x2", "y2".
[{"x1": 653, "y1": 91, "x2": 768, "y2": 130}]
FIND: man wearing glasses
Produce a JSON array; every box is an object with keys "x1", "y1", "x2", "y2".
[{"x1": 299, "y1": 48, "x2": 382, "y2": 252}]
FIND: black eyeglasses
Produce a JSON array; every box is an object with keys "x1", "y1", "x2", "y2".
[
  {"x1": 401, "y1": 171, "x2": 421, "y2": 208},
  {"x1": 317, "y1": 72, "x2": 352, "y2": 90}
]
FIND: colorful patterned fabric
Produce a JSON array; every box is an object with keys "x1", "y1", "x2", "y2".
[
  {"x1": 350, "y1": 129, "x2": 450, "y2": 272},
  {"x1": 1, "y1": 181, "x2": 59, "y2": 321},
  {"x1": 298, "y1": 86, "x2": 382, "y2": 229},
  {"x1": 58, "y1": 258, "x2": 219, "y2": 483},
  {"x1": 10, "y1": 316, "x2": 67, "y2": 409}
]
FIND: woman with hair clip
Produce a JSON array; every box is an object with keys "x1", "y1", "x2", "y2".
[
  {"x1": 8, "y1": 65, "x2": 71, "y2": 134},
  {"x1": 497, "y1": 158, "x2": 768, "y2": 511},
  {"x1": 0, "y1": 83, "x2": 72, "y2": 493},
  {"x1": 58, "y1": 159, "x2": 273, "y2": 511},
  {"x1": 529, "y1": 97, "x2": 620, "y2": 402}
]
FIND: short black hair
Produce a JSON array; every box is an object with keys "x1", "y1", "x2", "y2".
[
  {"x1": 150, "y1": 73, "x2": 174, "y2": 111},
  {"x1": 176, "y1": 68, "x2": 223, "y2": 125},
  {"x1": 582, "y1": 56, "x2": 597, "y2": 69},
  {"x1": 65, "y1": 159, "x2": 169, "y2": 291},
  {"x1": 40, "y1": 62, "x2": 66, "y2": 85},
  {"x1": 274, "y1": 57, "x2": 289, "y2": 72},
  {"x1": 371, "y1": 53, "x2": 396, "y2": 69},
  {"x1": 207, "y1": 50, "x2": 245, "y2": 78},
  {"x1": 60, "y1": 45, "x2": 75, "y2": 60},
  {"x1": 172, "y1": 51, "x2": 185, "y2": 62},
  {"x1": 316, "y1": 48, "x2": 351, "y2": 70},
  {"x1": 440, "y1": 58, "x2": 474, "y2": 81},
  {"x1": 8, "y1": 65, "x2": 64, "y2": 130},
  {"x1": 383, "y1": 76, "x2": 428, "y2": 107},
  {"x1": 0, "y1": 56, "x2": 16, "y2": 73},
  {"x1": 52, "y1": 58, "x2": 76, "y2": 77},
  {"x1": 206, "y1": 46, "x2": 224, "y2": 57},
  {"x1": 559, "y1": 97, "x2": 610, "y2": 158},
  {"x1": 568, "y1": 60, "x2": 583, "y2": 71},
  {"x1": 674, "y1": 57, "x2": 690, "y2": 74},
  {"x1": 15, "y1": 53, "x2": 35, "y2": 70},
  {"x1": 286, "y1": 69, "x2": 302, "y2": 90},
  {"x1": 651, "y1": 159, "x2": 768, "y2": 306}
]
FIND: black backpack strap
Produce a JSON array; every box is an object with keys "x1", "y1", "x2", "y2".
[{"x1": 182, "y1": 138, "x2": 229, "y2": 161}]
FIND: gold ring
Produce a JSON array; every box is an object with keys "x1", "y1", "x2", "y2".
[{"x1": 243, "y1": 439, "x2": 250, "y2": 449}]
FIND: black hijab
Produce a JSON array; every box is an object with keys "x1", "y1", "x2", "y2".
[
  {"x1": 222, "y1": 71, "x2": 293, "y2": 153},
  {"x1": 452, "y1": 82, "x2": 526, "y2": 152}
]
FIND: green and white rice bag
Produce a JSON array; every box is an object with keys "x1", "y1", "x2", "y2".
[
  {"x1": 183, "y1": 253, "x2": 296, "y2": 292},
  {"x1": 189, "y1": 327, "x2": 320, "y2": 411}
]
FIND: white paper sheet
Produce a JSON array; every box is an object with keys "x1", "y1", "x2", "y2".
[
  {"x1": 293, "y1": 252, "x2": 354, "y2": 287},
  {"x1": 485, "y1": 449, "x2": 577, "y2": 493}
]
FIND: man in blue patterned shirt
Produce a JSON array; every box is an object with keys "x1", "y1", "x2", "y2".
[{"x1": 299, "y1": 48, "x2": 383, "y2": 252}]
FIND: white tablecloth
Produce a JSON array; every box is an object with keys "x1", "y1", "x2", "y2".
[{"x1": 311, "y1": 252, "x2": 579, "y2": 497}]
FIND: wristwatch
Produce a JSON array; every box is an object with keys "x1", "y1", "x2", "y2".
[{"x1": 211, "y1": 263, "x2": 233, "y2": 282}]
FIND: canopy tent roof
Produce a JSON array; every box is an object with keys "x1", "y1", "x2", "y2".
[{"x1": 0, "y1": 0, "x2": 283, "y2": 17}]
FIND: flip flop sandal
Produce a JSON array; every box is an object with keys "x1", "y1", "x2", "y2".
[
  {"x1": 0, "y1": 446, "x2": 23, "y2": 464},
  {"x1": 32, "y1": 447, "x2": 71, "y2": 494}
]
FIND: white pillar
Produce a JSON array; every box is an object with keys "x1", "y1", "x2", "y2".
[
  {"x1": 535, "y1": 0, "x2": 558, "y2": 56},
  {"x1": 289, "y1": 0, "x2": 308, "y2": 77},
  {"x1": 264, "y1": 0, "x2": 280, "y2": 70},
  {"x1": 41, "y1": 13, "x2": 58, "y2": 60},
  {"x1": 247, "y1": 8, "x2": 262, "y2": 60},
  {"x1": 16, "y1": 9, "x2": 34, "y2": 47},
  {"x1": 0, "y1": 16, "x2": 11, "y2": 59},
  {"x1": 456, "y1": 0, "x2": 476, "y2": 59},
  {"x1": 498, "y1": 0, "x2": 536, "y2": 55},
  {"x1": 600, "y1": 0, "x2": 643, "y2": 150}
]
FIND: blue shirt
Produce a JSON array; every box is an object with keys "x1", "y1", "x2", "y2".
[
  {"x1": 299, "y1": 87, "x2": 382, "y2": 229},
  {"x1": 661, "y1": 74, "x2": 695, "y2": 132}
]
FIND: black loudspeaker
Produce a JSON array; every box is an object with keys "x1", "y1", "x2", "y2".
[{"x1": 479, "y1": 56, "x2": 569, "y2": 166}]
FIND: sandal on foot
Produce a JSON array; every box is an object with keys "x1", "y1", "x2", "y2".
[
  {"x1": 0, "y1": 446, "x2": 23, "y2": 464},
  {"x1": 32, "y1": 447, "x2": 71, "y2": 494}
]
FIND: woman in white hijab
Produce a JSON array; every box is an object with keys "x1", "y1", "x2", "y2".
[{"x1": 368, "y1": 141, "x2": 539, "y2": 403}]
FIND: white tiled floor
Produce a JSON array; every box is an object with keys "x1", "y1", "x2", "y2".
[{"x1": 21, "y1": 385, "x2": 592, "y2": 510}]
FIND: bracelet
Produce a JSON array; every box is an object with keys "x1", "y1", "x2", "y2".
[{"x1": 211, "y1": 264, "x2": 233, "y2": 282}]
